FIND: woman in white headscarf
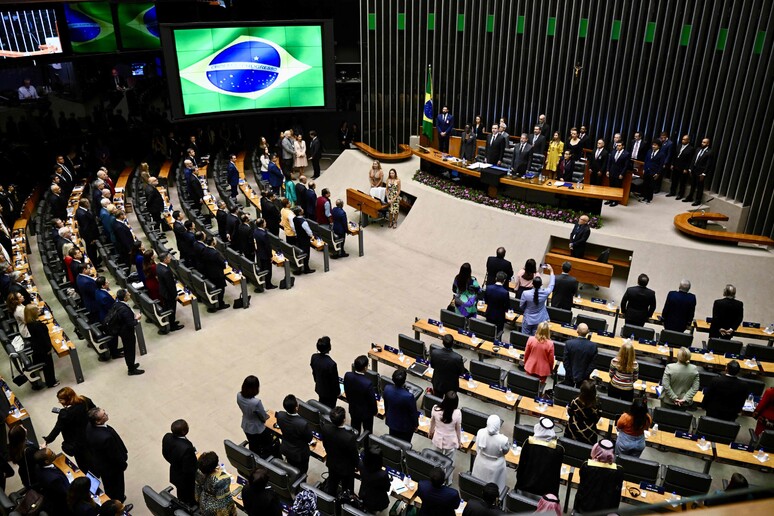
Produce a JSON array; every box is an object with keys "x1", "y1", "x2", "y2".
[{"x1": 471, "y1": 414, "x2": 510, "y2": 491}]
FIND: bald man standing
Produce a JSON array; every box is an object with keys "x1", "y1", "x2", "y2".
[
  {"x1": 563, "y1": 324, "x2": 597, "y2": 387},
  {"x1": 569, "y1": 215, "x2": 591, "y2": 258}
]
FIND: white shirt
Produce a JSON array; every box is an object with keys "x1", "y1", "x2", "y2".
[{"x1": 18, "y1": 85, "x2": 38, "y2": 100}]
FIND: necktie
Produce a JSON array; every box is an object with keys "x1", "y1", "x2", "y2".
[
  {"x1": 616, "y1": 150, "x2": 621, "y2": 160},
  {"x1": 520, "y1": 144, "x2": 524, "y2": 153},
  {"x1": 596, "y1": 150, "x2": 601, "y2": 159}
]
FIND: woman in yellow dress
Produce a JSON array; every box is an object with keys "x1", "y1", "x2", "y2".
[
  {"x1": 386, "y1": 169, "x2": 401, "y2": 228},
  {"x1": 546, "y1": 131, "x2": 564, "y2": 176}
]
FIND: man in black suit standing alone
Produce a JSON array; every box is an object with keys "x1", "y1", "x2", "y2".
[
  {"x1": 430, "y1": 334, "x2": 466, "y2": 396},
  {"x1": 484, "y1": 272, "x2": 510, "y2": 334},
  {"x1": 660, "y1": 279, "x2": 696, "y2": 333},
  {"x1": 511, "y1": 133, "x2": 533, "y2": 176},
  {"x1": 563, "y1": 324, "x2": 597, "y2": 387},
  {"x1": 310, "y1": 336, "x2": 340, "y2": 409},
  {"x1": 709, "y1": 284, "x2": 744, "y2": 339},
  {"x1": 161, "y1": 419, "x2": 197, "y2": 505},
  {"x1": 308, "y1": 130, "x2": 322, "y2": 178},
  {"x1": 485, "y1": 125, "x2": 506, "y2": 165},
  {"x1": 260, "y1": 190, "x2": 281, "y2": 236},
  {"x1": 485, "y1": 247, "x2": 513, "y2": 287},
  {"x1": 343, "y1": 355, "x2": 377, "y2": 434},
  {"x1": 276, "y1": 394, "x2": 313, "y2": 474},
  {"x1": 321, "y1": 406, "x2": 359, "y2": 496},
  {"x1": 666, "y1": 135, "x2": 694, "y2": 200},
  {"x1": 588, "y1": 139, "x2": 609, "y2": 186},
  {"x1": 629, "y1": 131, "x2": 646, "y2": 162},
  {"x1": 605, "y1": 141, "x2": 631, "y2": 206},
  {"x1": 530, "y1": 125, "x2": 547, "y2": 155},
  {"x1": 569, "y1": 215, "x2": 591, "y2": 258},
  {"x1": 86, "y1": 407, "x2": 129, "y2": 502},
  {"x1": 201, "y1": 237, "x2": 229, "y2": 311},
  {"x1": 683, "y1": 137, "x2": 713, "y2": 206},
  {"x1": 113, "y1": 289, "x2": 144, "y2": 376},
  {"x1": 253, "y1": 218, "x2": 277, "y2": 289},
  {"x1": 702, "y1": 361, "x2": 748, "y2": 421},
  {"x1": 157, "y1": 252, "x2": 184, "y2": 332},
  {"x1": 551, "y1": 262, "x2": 578, "y2": 310},
  {"x1": 620, "y1": 274, "x2": 657, "y2": 328}
]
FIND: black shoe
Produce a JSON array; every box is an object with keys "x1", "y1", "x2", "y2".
[
  {"x1": 645, "y1": 199, "x2": 652, "y2": 204},
  {"x1": 682, "y1": 197, "x2": 693, "y2": 202},
  {"x1": 304, "y1": 269, "x2": 316, "y2": 274},
  {"x1": 158, "y1": 328, "x2": 170, "y2": 335},
  {"x1": 170, "y1": 323, "x2": 184, "y2": 331},
  {"x1": 111, "y1": 351, "x2": 125, "y2": 359},
  {"x1": 610, "y1": 202, "x2": 618, "y2": 207},
  {"x1": 340, "y1": 252, "x2": 350, "y2": 258},
  {"x1": 675, "y1": 196, "x2": 683, "y2": 200},
  {"x1": 603, "y1": 200, "x2": 611, "y2": 205},
  {"x1": 218, "y1": 303, "x2": 231, "y2": 310},
  {"x1": 692, "y1": 201, "x2": 701, "y2": 206},
  {"x1": 665, "y1": 193, "x2": 675, "y2": 197},
  {"x1": 207, "y1": 306, "x2": 218, "y2": 313},
  {"x1": 123, "y1": 504, "x2": 133, "y2": 513},
  {"x1": 48, "y1": 381, "x2": 61, "y2": 388},
  {"x1": 98, "y1": 354, "x2": 111, "y2": 362},
  {"x1": 128, "y1": 368, "x2": 145, "y2": 376},
  {"x1": 266, "y1": 284, "x2": 278, "y2": 289}
]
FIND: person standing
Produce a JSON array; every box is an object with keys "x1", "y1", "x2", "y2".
[
  {"x1": 382, "y1": 369, "x2": 418, "y2": 443},
  {"x1": 368, "y1": 160, "x2": 384, "y2": 190},
  {"x1": 280, "y1": 131, "x2": 296, "y2": 174},
  {"x1": 519, "y1": 266, "x2": 555, "y2": 336},
  {"x1": 436, "y1": 106, "x2": 454, "y2": 153},
  {"x1": 614, "y1": 398, "x2": 651, "y2": 457},
  {"x1": 667, "y1": 135, "x2": 694, "y2": 199},
  {"x1": 530, "y1": 125, "x2": 547, "y2": 155},
  {"x1": 227, "y1": 154, "x2": 240, "y2": 200},
  {"x1": 641, "y1": 140, "x2": 665, "y2": 203},
  {"x1": 267, "y1": 155, "x2": 284, "y2": 196},
  {"x1": 546, "y1": 132, "x2": 564, "y2": 177},
  {"x1": 331, "y1": 199, "x2": 350, "y2": 258},
  {"x1": 430, "y1": 334, "x2": 466, "y2": 396},
  {"x1": 43, "y1": 387, "x2": 96, "y2": 473},
  {"x1": 260, "y1": 190, "x2": 281, "y2": 236},
  {"x1": 157, "y1": 252, "x2": 184, "y2": 332},
  {"x1": 242, "y1": 468, "x2": 282, "y2": 516},
  {"x1": 550, "y1": 261, "x2": 578, "y2": 310},
  {"x1": 276, "y1": 394, "x2": 313, "y2": 474},
  {"x1": 358, "y1": 446, "x2": 391, "y2": 514},
  {"x1": 111, "y1": 289, "x2": 144, "y2": 376},
  {"x1": 485, "y1": 125, "x2": 505, "y2": 165},
  {"x1": 236, "y1": 375, "x2": 273, "y2": 457},
  {"x1": 201, "y1": 237, "x2": 229, "y2": 310},
  {"x1": 292, "y1": 207, "x2": 316, "y2": 274},
  {"x1": 310, "y1": 336, "x2": 340, "y2": 409},
  {"x1": 293, "y1": 134, "x2": 308, "y2": 173},
  {"x1": 308, "y1": 130, "x2": 322, "y2": 178},
  {"x1": 472, "y1": 115, "x2": 485, "y2": 139},
  {"x1": 660, "y1": 279, "x2": 696, "y2": 333},
  {"x1": 471, "y1": 415, "x2": 510, "y2": 492},
  {"x1": 484, "y1": 247, "x2": 513, "y2": 287},
  {"x1": 252, "y1": 219, "x2": 277, "y2": 289},
  {"x1": 709, "y1": 284, "x2": 744, "y2": 339},
  {"x1": 683, "y1": 137, "x2": 713, "y2": 206},
  {"x1": 321, "y1": 407, "x2": 359, "y2": 496},
  {"x1": 315, "y1": 188, "x2": 332, "y2": 226},
  {"x1": 25, "y1": 304, "x2": 59, "y2": 388},
  {"x1": 588, "y1": 139, "x2": 608, "y2": 186},
  {"x1": 523, "y1": 322, "x2": 555, "y2": 387},
  {"x1": 416, "y1": 468, "x2": 461, "y2": 516},
  {"x1": 629, "y1": 131, "x2": 646, "y2": 162},
  {"x1": 566, "y1": 380, "x2": 601, "y2": 445},
  {"x1": 484, "y1": 272, "x2": 509, "y2": 334},
  {"x1": 460, "y1": 124, "x2": 476, "y2": 162},
  {"x1": 608, "y1": 341, "x2": 639, "y2": 401},
  {"x1": 702, "y1": 361, "x2": 748, "y2": 421},
  {"x1": 620, "y1": 273, "x2": 657, "y2": 327},
  {"x1": 605, "y1": 141, "x2": 630, "y2": 206},
  {"x1": 386, "y1": 169, "x2": 401, "y2": 228},
  {"x1": 429, "y1": 392, "x2": 462, "y2": 465},
  {"x1": 660, "y1": 347, "x2": 700, "y2": 410},
  {"x1": 161, "y1": 419, "x2": 197, "y2": 505},
  {"x1": 569, "y1": 215, "x2": 591, "y2": 258},
  {"x1": 343, "y1": 355, "x2": 377, "y2": 434},
  {"x1": 563, "y1": 324, "x2": 597, "y2": 387},
  {"x1": 86, "y1": 407, "x2": 128, "y2": 501},
  {"x1": 452, "y1": 263, "x2": 480, "y2": 318}
]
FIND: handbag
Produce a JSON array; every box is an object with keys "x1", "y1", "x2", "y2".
[
  {"x1": 15, "y1": 489, "x2": 44, "y2": 515},
  {"x1": 9, "y1": 356, "x2": 28, "y2": 386}
]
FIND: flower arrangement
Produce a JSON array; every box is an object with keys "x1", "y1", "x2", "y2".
[{"x1": 412, "y1": 171, "x2": 603, "y2": 227}]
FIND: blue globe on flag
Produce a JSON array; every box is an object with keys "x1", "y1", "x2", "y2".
[
  {"x1": 143, "y1": 6, "x2": 159, "y2": 38},
  {"x1": 67, "y1": 9, "x2": 102, "y2": 43},
  {"x1": 205, "y1": 40, "x2": 281, "y2": 94},
  {"x1": 424, "y1": 100, "x2": 433, "y2": 119}
]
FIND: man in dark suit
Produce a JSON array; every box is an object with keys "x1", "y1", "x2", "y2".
[
  {"x1": 436, "y1": 106, "x2": 454, "y2": 153},
  {"x1": 252, "y1": 218, "x2": 276, "y2": 289},
  {"x1": 641, "y1": 140, "x2": 665, "y2": 203},
  {"x1": 157, "y1": 253, "x2": 184, "y2": 332},
  {"x1": 578, "y1": 125, "x2": 592, "y2": 150},
  {"x1": 225, "y1": 206, "x2": 240, "y2": 248},
  {"x1": 683, "y1": 137, "x2": 713, "y2": 206},
  {"x1": 227, "y1": 154, "x2": 240, "y2": 199},
  {"x1": 49, "y1": 184, "x2": 67, "y2": 220},
  {"x1": 145, "y1": 177, "x2": 168, "y2": 231},
  {"x1": 511, "y1": 134, "x2": 533, "y2": 176},
  {"x1": 484, "y1": 272, "x2": 510, "y2": 334},
  {"x1": 86, "y1": 407, "x2": 129, "y2": 501},
  {"x1": 260, "y1": 191, "x2": 281, "y2": 236},
  {"x1": 629, "y1": 131, "x2": 646, "y2": 162},
  {"x1": 113, "y1": 289, "x2": 144, "y2": 375},
  {"x1": 536, "y1": 115, "x2": 551, "y2": 144},
  {"x1": 660, "y1": 279, "x2": 696, "y2": 333},
  {"x1": 709, "y1": 284, "x2": 744, "y2": 339},
  {"x1": 657, "y1": 132, "x2": 674, "y2": 193},
  {"x1": 605, "y1": 142, "x2": 631, "y2": 206},
  {"x1": 310, "y1": 336, "x2": 340, "y2": 409},
  {"x1": 666, "y1": 135, "x2": 694, "y2": 199},
  {"x1": 235, "y1": 215, "x2": 254, "y2": 259},
  {"x1": 551, "y1": 261, "x2": 578, "y2": 310},
  {"x1": 485, "y1": 125, "x2": 506, "y2": 165},
  {"x1": 276, "y1": 394, "x2": 313, "y2": 474},
  {"x1": 34, "y1": 448, "x2": 70, "y2": 512},
  {"x1": 588, "y1": 139, "x2": 609, "y2": 186},
  {"x1": 295, "y1": 176, "x2": 308, "y2": 208},
  {"x1": 382, "y1": 369, "x2": 418, "y2": 443},
  {"x1": 530, "y1": 125, "x2": 547, "y2": 155},
  {"x1": 76, "y1": 199, "x2": 101, "y2": 267},
  {"x1": 569, "y1": 215, "x2": 591, "y2": 258},
  {"x1": 9, "y1": 271, "x2": 32, "y2": 305},
  {"x1": 187, "y1": 169, "x2": 205, "y2": 212},
  {"x1": 462, "y1": 482, "x2": 504, "y2": 516},
  {"x1": 305, "y1": 183, "x2": 318, "y2": 220},
  {"x1": 321, "y1": 407, "x2": 359, "y2": 495},
  {"x1": 201, "y1": 237, "x2": 229, "y2": 311},
  {"x1": 556, "y1": 150, "x2": 576, "y2": 182},
  {"x1": 416, "y1": 467, "x2": 460, "y2": 514},
  {"x1": 620, "y1": 273, "x2": 657, "y2": 328},
  {"x1": 292, "y1": 207, "x2": 316, "y2": 274},
  {"x1": 343, "y1": 355, "x2": 377, "y2": 434},
  {"x1": 308, "y1": 130, "x2": 322, "y2": 178},
  {"x1": 485, "y1": 247, "x2": 513, "y2": 287},
  {"x1": 76, "y1": 265, "x2": 98, "y2": 322},
  {"x1": 563, "y1": 324, "x2": 597, "y2": 387},
  {"x1": 94, "y1": 276, "x2": 115, "y2": 324},
  {"x1": 331, "y1": 199, "x2": 350, "y2": 258},
  {"x1": 111, "y1": 210, "x2": 134, "y2": 266},
  {"x1": 161, "y1": 419, "x2": 197, "y2": 505},
  {"x1": 430, "y1": 334, "x2": 466, "y2": 396},
  {"x1": 702, "y1": 361, "x2": 749, "y2": 421},
  {"x1": 191, "y1": 232, "x2": 207, "y2": 272},
  {"x1": 177, "y1": 220, "x2": 196, "y2": 268}
]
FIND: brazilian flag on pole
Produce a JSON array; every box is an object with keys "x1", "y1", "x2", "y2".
[{"x1": 422, "y1": 64, "x2": 433, "y2": 140}]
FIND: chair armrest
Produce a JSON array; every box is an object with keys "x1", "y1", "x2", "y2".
[
  {"x1": 291, "y1": 473, "x2": 307, "y2": 493},
  {"x1": 356, "y1": 430, "x2": 370, "y2": 449},
  {"x1": 748, "y1": 428, "x2": 758, "y2": 447}
]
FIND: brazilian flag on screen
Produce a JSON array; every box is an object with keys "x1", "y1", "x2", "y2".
[
  {"x1": 117, "y1": 3, "x2": 160, "y2": 49},
  {"x1": 173, "y1": 26, "x2": 325, "y2": 116},
  {"x1": 422, "y1": 65, "x2": 433, "y2": 140},
  {"x1": 64, "y1": 2, "x2": 117, "y2": 54}
]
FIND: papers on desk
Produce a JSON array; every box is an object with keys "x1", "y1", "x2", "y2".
[
  {"x1": 467, "y1": 162, "x2": 492, "y2": 170},
  {"x1": 369, "y1": 186, "x2": 387, "y2": 203}
]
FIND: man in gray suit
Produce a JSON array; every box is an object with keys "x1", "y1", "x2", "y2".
[{"x1": 281, "y1": 130, "x2": 296, "y2": 174}]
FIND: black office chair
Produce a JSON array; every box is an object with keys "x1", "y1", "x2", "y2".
[
  {"x1": 506, "y1": 369, "x2": 540, "y2": 398},
  {"x1": 661, "y1": 465, "x2": 712, "y2": 497},
  {"x1": 458, "y1": 471, "x2": 507, "y2": 504},
  {"x1": 559, "y1": 436, "x2": 593, "y2": 468},
  {"x1": 422, "y1": 392, "x2": 443, "y2": 417},
  {"x1": 653, "y1": 407, "x2": 694, "y2": 433},
  {"x1": 398, "y1": 333, "x2": 426, "y2": 359},
  {"x1": 658, "y1": 329, "x2": 694, "y2": 348},
  {"x1": 405, "y1": 448, "x2": 453, "y2": 484},
  {"x1": 513, "y1": 423, "x2": 535, "y2": 446},
  {"x1": 696, "y1": 416, "x2": 740, "y2": 444},
  {"x1": 469, "y1": 317, "x2": 498, "y2": 341},
  {"x1": 615, "y1": 454, "x2": 661, "y2": 485},
  {"x1": 749, "y1": 430, "x2": 774, "y2": 453},
  {"x1": 553, "y1": 341, "x2": 566, "y2": 362},
  {"x1": 744, "y1": 343, "x2": 774, "y2": 363},
  {"x1": 298, "y1": 400, "x2": 326, "y2": 435},
  {"x1": 576, "y1": 313, "x2": 607, "y2": 333},
  {"x1": 621, "y1": 323, "x2": 655, "y2": 341},
  {"x1": 599, "y1": 395, "x2": 631, "y2": 421},
  {"x1": 378, "y1": 374, "x2": 423, "y2": 401},
  {"x1": 637, "y1": 361, "x2": 665, "y2": 383},
  {"x1": 505, "y1": 490, "x2": 540, "y2": 512},
  {"x1": 739, "y1": 376, "x2": 766, "y2": 397},
  {"x1": 341, "y1": 505, "x2": 371, "y2": 516},
  {"x1": 594, "y1": 351, "x2": 615, "y2": 372},
  {"x1": 552, "y1": 384, "x2": 579, "y2": 407},
  {"x1": 547, "y1": 306, "x2": 573, "y2": 324},
  {"x1": 223, "y1": 439, "x2": 257, "y2": 478},
  {"x1": 699, "y1": 370, "x2": 720, "y2": 389},
  {"x1": 509, "y1": 331, "x2": 530, "y2": 350},
  {"x1": 469, "y1": 359, "x2": 505, "y2": 386},
  {"x1": 461, "y1": 407, "x2": 490, "y2": 437},
  {"x1": 706, "y1": 338, "x2": 743, "y2": 355},
  {"x1": 258, "y1": 456, "x2": 306, "y2": 502},
  {"x1": 369, "y1": 434, "x2": 411, "y2": 473},
  {"x1": 299, "y1": 483, "x2": 337, "y2": 516},
  {"x1": 440, "y1": 309, "x2": 466, "y2": 331},
  {"x1": 142, "y1": 486, "x2": 176, "y2": 516}
]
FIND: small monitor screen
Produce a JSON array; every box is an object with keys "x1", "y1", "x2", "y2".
[
  {"x1": 117, "y1": 3, "x2": 160, "y2": 50},
  {"x1": 0, "y1": 8, "x2": 63, "y2": 58},
  {"x1": 131, "y1": 63, "x2": 145, "y2": 76},
  {"x1": 86, "y1": 471, "x2": 101, "y2": 495},
  {"x1": 64, "y1": 2, "x2": 117, "y2": 54}
]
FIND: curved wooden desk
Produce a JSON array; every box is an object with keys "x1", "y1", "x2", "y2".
[
  {"x1": 353, "y1": 142, "x2": 413, "y2": 162},
  {"x1": 674, "y1": 212, "x2": 774, "y2": 247}
]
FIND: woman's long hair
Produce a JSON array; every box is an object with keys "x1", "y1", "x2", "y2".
[
  {"x1": 438, "y1": 391, "x2": 459, "y2": 424},
  {"x1": 628, "y1": 397, "x2": 649, "y2": 431},
  {"x1": 523, "y1": 259, "x2": 537, "y2": 280},
  {"x1": 455, "y1": 263, "x2": 472, "y2": 292},
  {"x1": 532, "y1": 276, "x2": 543, "y2": 304}
]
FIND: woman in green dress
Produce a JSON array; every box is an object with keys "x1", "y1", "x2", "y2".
[{"x1": 386, "y1": 168, "x2": 401, "y2": 228}]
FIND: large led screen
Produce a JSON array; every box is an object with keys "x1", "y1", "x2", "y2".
[
  {"x1": 163, "y1": 23, "x2": 333, "y2": 118},
  {"x1": 117, "y1": 3, "x2": 160, "y2": 50},
  {"x1": 0, "y1": 8, "x2": 62, "y2": 58},
  {"x1": 64, "y1": 2, "x2": 117, "y2": 54}
]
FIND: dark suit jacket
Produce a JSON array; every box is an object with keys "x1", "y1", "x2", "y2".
[
  {"x1": 643, "y1": 149, "x2": 666, "y2": 176},
  {"x1": 36, "y1": 466, "x2": 70, "y2": 512},
  {"x1": 564, "y1": 337, "x2": 598, "y2": 384},
  {"x1": 145, "y1": 185, "x2": 164, "y2": 216},
  {"x1": 703, "y1": 374, "x2": 749, "y2": 421},
  {"x1": 161, "y1": 433, "x2": 197, "y2": 488},
  {"x1": 310, "y1": 353, "x2": 340, "y2": 400},
  {"x1": 295, "y1": 183, "x2": 308, "y2": 206},
  {"x1": 276, "y1": 412, "x2": 313, "y2": 464},
  {"x1": 589, "y1": 148, "x2": 609, "y2": 174},
  {"x1": 485, "y1": 134, "x2": 506, "y2": 164},
  {"x1": 332, "y1": 207, "x2": 348, "y2": 237},
  {"x1": 76, "y1": 207, "x2": 99, "y2": 243},
  {"x1": 343, "y1": 371, "x2": 377, "y2": 420},
  {"x1": 709, "y1": 297, "x2": 744, "y2": 338},
  {"x1": 76, "y1": 274, "x2": 97, "y2": 318},
  {"x1": 607, "y1": 149, "x2": 631, "y2": 179},
  {"x1": 530, "y1": 134, "x2": 547, "y2": 155},
  {"x1": 86, "y1": 424, "x2": 128, "y2": 477},
  {"x1": 253, "y1": 228, "x2": 271, "y2": 261},
  {"x1": 95, "y1": 289, "x2": 115, "y2": 322},
  {"x1": 157, "y1": 263, "x2": 177, "y2": 307},
  {"x1": 226, "y1": 213, "x2": 239, "y2": 244},
  {"x1": 49, "y1": 193, "x2": 66, "y2": 220},
  {"x1": 309, "y1": 137, "x2": 322, "y2": 160},
  {"x1": 268, "y1": 162, "x2": 284, "y2": 188},
  {"x1": 484, "y1": 283, "x2": 509, "y2": 327},
  {"x1": 661, "y1": 290, "x2": 696, "y2": 332},
  {"x1": 416, "y1": 480, "x2": 460, "y2": 516},
  {"x1": 236, "y1": 223, "x2": 254, "y2": 258},
  {"x1": 551, "y1": 273, "x2": 578, "y2": 310},
  {"x1": 227, "y1": 162, "x2": 240, "y2": 187},
  {"x1": 261, "y1": 198, "x2": 281, "y2": 234},
  {"x1": 436, "y1": 113, "x2": 455, "y2": 136},
  {"x1": 485, "y1": 256, "x2": 513, "y2": 286},
  {"x1": 569, "y1": 223, "x2": 591, "y2": 257},
  {"x1": 672, "y1": 144, "x2": 695, "y2": 171},
  {"x1": 383, "y1": 384, "x2": 418, "y2": 433},
  {"x1": 305, "y1": 189, "x2": 318, "y2": 220},
  {"x1": 430, "y1": 347, "x2": 465, "y2": 396},
  {"x1": 629, "y1": 139, "x2": 647, "y2": 162},
  {"x1": 691, "y1": 147, "x2": 714, "y2": 178},
  {"x1": 621, "y1": 286, "x2": 657, "y2": 327},
  {"x1": 191, "y1": 240, "x2": 207, "y2": 271},
  {"x1": 558, "y1": 158, "x2": 576, "y2": 182},
  {"x1": 187, "y1": 174, "x2": 204, "y2": 204},
  {"x1": 114, "y1": 301, "x2": 137, "y2": 338},
  {"x1": 112, "y1": 220, "x2": 133, "y2": 257},
  {"x1": 200, "y1": 246, "x2": 226, "y2": 285},
  {"x1": 216, "y1": 210, "x2": 229, "y2": 241},
  {"x1": 179, "y1": 231, "x2": 195, "y2": 263},
  {"x1": 512, "y1": 142, "x2": 533, "y2": 174},
  {"x1": 321, "y1": 423, "x2": 358, "y2": 476}
]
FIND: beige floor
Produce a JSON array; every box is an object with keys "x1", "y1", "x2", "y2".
[{"x1": 8, "y1": 150, "x2": 774, "y2": 512}]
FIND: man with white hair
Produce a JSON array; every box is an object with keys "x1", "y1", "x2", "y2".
[
  {"x1": 9, "y1": 271, "x2": 32, "y2": 305},
  {"x1": 58, "y1": 227, "x2": 77, "y2": 259},
  {"x1": 99, "y1": 199, "x2": 116, "y2": 244},
  {"x1": 660, "y1": 279, "x2": 697, "y2": 333},
  {"x1": 91, "y1": 179, "x2": 105, "y2": 214},
  {"x1": 49, "y1": 184, "x2": 66, "y2": 220},
  {"x1": 281, "y1": 130, "x2": 296, "y2": 173},
  {"x1": 97, "y1": 167, "x2": 115, "y2": 194}
]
